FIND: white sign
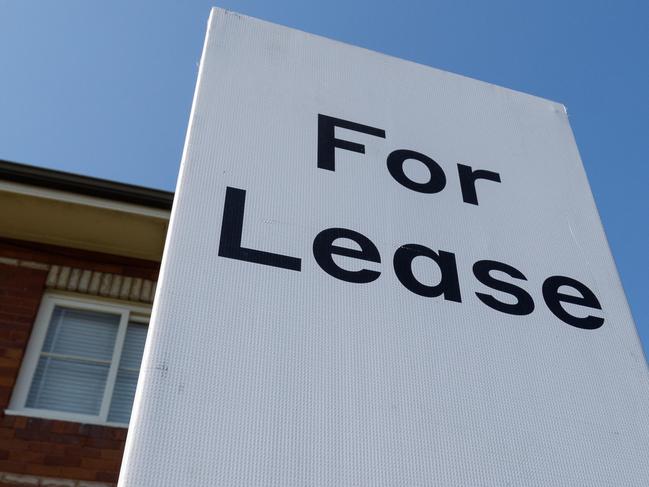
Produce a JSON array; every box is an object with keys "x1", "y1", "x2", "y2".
[{"x1": 119, "y1": 9, "x2": 649, "y2": 486}]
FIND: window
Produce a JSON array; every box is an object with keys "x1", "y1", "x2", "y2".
[{"x1": 8, "y1": 294, "x2": 149, "y2": 427}]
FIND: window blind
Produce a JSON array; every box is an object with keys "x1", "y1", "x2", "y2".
[
  {"x1": 108, "y1": 322, "x2": 147, "y2": 424},
  {"x1": 26, "y1": 306, "x2": 120, "y2": 415}
]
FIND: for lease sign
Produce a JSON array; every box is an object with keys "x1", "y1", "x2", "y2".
[{"x1": 120, "y1": 9, "x2": 649, "y2": 486}]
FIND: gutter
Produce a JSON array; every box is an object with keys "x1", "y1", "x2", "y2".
[{"x1": 0, "y1": 159, "x2": 174, "y2": 210}]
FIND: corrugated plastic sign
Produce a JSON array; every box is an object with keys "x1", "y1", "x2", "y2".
[{"x1": 119, "y1": 9, "x2": 649, "y2": 486}]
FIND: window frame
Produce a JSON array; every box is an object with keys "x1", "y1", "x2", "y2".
[{"x1": 7, "y1": 292, "x2": 150, "y2": 428}]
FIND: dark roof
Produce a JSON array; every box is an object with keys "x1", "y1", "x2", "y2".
[{"x1": 0, "y1": 159, "x2": 173, "y2": 210}]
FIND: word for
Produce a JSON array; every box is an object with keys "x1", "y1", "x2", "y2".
[{"x1": 318, "y1": 114, "x2": 502, "y2": 206}]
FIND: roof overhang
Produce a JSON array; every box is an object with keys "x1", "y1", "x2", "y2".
[{"x1": 0, "y1": 160, "x2": 172, "y2": 261}]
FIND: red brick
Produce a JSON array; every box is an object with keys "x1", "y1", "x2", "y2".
[
  {"x1": 0, "y1": 459, "x2": 26, "y2": 473},
  {"x1": 1, "y1": 415, "x2": 15, "y2": 427},
  {"x1": 10, "y1": 330, "x2": 29, "y2": 341},
  {"x1": 25, "y1": 418, "x2": 52, "y2": 433},
  {"x1": 1, "y1": 438, "x2": 28, "y2": 452},
  {"x1": 109, "y1": 429, "x2": 127, "y2": 441},
  {"x1": 0, "y1": 427, "x2": 14, "y2": 439},
  {"x1": 51, "y1": 421, "x2": 80, "y2": 435},
  {"x1": 43, "y1": 454, "x2": 81, "y2": 467},
  {"x1": 81, "y1": 457, "x2": 120, "y2": 471},
  {"x1": 100, "y1": 449, "x2": 124, "y2": 461},
  {"x1": 22, "y1": 463, "x2": 62, "y2": 478},
  {"x1": 0, "y1": 376, "x2": 16, "y2": 386},
  {"x1": 0, "y1": 316, "x2": 32, "y2": 326},
  {"x1": 95, "y1": 470, "x2": 119, "y2": 483},
  {"x1": 78, "y1": 424, "x2": 110, "y2": 439},
  {"x1": 0, "y1": 365, "x2": 20, "y2": 375},
  {"x1": 15, "y1": 429, "x2": 82, "y2": 444},
  {"x1": 10, "y1": 449, "x2": 44, "y2": 463},
  {"x1": 84, "y1": 437, "x2": 121, "y2": 450},
  {"x1": 27, "y1": 441, "x2": 65, "y2": 455},
  {"x1": 57, "y1": 466, "x2": 96, "y2": 481},
  {"x1": 0, "y1": 388, "x2": 12, "y2": 405},
  {"x1": 0, "y1": 348, "x2": 23, "y2": 359},
  {"x1": 64, "y1": 445, "x2": 102, "y2": 459}
]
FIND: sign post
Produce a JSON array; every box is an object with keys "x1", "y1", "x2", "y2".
[{"x1": 119, "y1": 9, "x2": 649, "y2": 486}]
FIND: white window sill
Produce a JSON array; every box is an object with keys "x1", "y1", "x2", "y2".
[{"x1": 4, "y1": 408, "x2": 129, "y2": 429}]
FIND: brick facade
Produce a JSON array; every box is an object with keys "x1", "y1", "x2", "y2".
[{"x1": 0, "y1": 239, "x2": 160, "y2": 486}]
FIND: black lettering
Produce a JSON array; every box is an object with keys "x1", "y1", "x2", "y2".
[
  {"x1": 542, "y1": 276, "x2": 604, "y2": 329},
  {"x1": 387, "y1": 150, "x2": 446, "y2": 194},
  {"x1": 393, "y1": 244, "x2": 461, "y2": 302},
  {"x1": 473, "y1": 260, "x2": 534, "y2": 315},
  {"x1": 313, "y1": 228, "x2": 381, "y2": 283},
  {"x1": 317, "y1": 114, "x2": 386, "y2": 171},
  {"x1": 218, "y1": 187, "x2": 301, "y2": 271},
  {"x1": 457, "y1": 163, "x2": 501, "y2": 205}
]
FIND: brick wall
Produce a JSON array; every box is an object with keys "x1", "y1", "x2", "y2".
[
  {"x1": 0, "y1": 416, "x2": 124, "y2": 485},
  {"x1": 0, "y1": 264, "x2": 46, "y2": 413},
  {"x1": 0, "y1": 240, "x2": 160, "y2": 486}
]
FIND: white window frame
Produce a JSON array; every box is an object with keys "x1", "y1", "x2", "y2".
[{"x1": 6, "y1": 292, "x2": 150, "y2": 428}]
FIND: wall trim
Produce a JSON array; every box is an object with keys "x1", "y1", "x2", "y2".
[
  {"x1": 0, "y1": 471, "x2": 113, "y2": 487},
  {"x1": 0, "y1": 258, "x2": 156, "y2": 304},
  {"x1": 46, "y1": 265, "x2": 156, "y2": 304},
  {"x1": 0, "y1": 257, "x2": 49, "y2": 271}
]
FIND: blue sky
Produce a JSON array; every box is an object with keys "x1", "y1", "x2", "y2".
[{"x1": 1, "y1": 1, "x2": 647, "y2": 358}]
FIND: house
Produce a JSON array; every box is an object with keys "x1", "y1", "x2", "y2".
[{"x1": 0, "y1": 159, "x2": 171, "y2": 486}]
